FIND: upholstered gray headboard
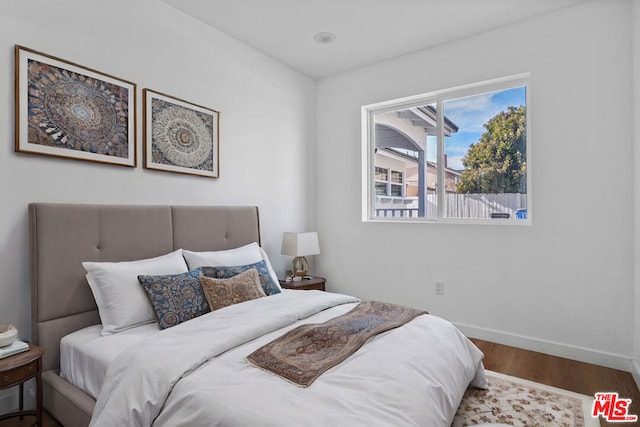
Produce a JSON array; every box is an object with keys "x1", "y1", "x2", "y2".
[{"x1": 29, "y1": 203, "x2": 261, "y2": 372}]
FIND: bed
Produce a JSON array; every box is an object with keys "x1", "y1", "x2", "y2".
[{"x1": 29, "y1": 203, "x2": 486, "y2": 427}]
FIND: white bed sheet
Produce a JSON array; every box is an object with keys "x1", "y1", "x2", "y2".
[
  {"x1": 90, "y1": 290, "x2": 486, "y2": 427},
  {"x1": 60, "y1": 323, "x2": 160, "y2": 399}
]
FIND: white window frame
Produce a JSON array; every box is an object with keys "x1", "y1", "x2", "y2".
[{"x1": 361, "y1": 73, "x2": 532, "y2": 224}]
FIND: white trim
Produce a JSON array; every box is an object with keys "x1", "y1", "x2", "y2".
[
  {"x1": 524, "y1": 81, "x2": 533, "y2": 224},
  {"x1": 361, "y1": 106, "x2": 374, "y2": 221},
  {"x1": 362, "y1": 73, "x2": 531, "y2": 223},
  {"x1": 366, "y1": 217, "x2": 531, "y2": 226},
  {"x1": 632, "y1": 358, "x2": 640, "y2": 391},
  {"x1": 436, "y1": 99, "x2": 445, "y2": 219},
  {"x1": 455, "y1": 322, "x2": 634, "y2": 372},
  {"x1": 362, "y1": 73, "x2": 530, "y2": 113}
]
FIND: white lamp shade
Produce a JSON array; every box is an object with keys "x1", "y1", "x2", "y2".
[{"x1": 281, "y1": 232, "x2": 320, "y2": 257}]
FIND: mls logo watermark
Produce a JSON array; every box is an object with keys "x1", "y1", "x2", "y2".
[{"x1": 591, "y1": 392, "x2": 638, "y2": 422}]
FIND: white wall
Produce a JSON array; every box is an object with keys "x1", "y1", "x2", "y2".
[
  {"x1": 633, "y1": 0, "x2": 640, "y2": 387},
  {"x1": 2, "y1": 0, "x2": 638, "y2": 413},
  {"x1": 316, "y1": 0, "x2": 635, "y2": 371},
  {"x1": 0, "y1": 0, "x2": 314, "y2": 362}
]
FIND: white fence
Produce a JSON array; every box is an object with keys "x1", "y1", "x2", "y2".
[{"x1": 375, "y1": 193, "x2": 527, "y2": 219}]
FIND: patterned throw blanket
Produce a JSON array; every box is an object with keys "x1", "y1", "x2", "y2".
[{"x1": 247, "y1": 301, "x2": 427, "y2": 387}]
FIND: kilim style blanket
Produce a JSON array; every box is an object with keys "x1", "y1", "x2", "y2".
[{"x1": 247, "y1": 301, "x2": 427, "y2": 387}]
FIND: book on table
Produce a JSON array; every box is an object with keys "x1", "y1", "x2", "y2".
[{"x1": 0, "y1": 339, "x2": 29, "y2": 359}]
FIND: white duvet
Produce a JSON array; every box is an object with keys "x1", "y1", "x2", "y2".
[{"x1": 90, "y1": 290, "x2": 486, "y2": 427}]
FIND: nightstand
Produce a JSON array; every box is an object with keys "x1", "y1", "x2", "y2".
[
  {"x1": 280, "y1": 276, "x2": 326, "y2": 291},
  {"x1": 0, "y1": 344, "x2": 43, "y2": 426}
]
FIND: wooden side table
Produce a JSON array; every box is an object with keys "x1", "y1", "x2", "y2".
[
  {"x1": 280, "y1": 276, "x2": 326, "y2": 291},
  {"x1": 0, "y1": 344, "x2": 43, "y2": 426}
]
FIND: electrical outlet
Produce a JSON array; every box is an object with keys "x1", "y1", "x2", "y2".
[{"x1": 435, "y1": 281, "x2": 444, "y2": 296}]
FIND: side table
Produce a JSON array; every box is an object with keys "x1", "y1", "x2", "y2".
[
  {"x1": 280, "y1": 276, "x2": 326, "y2": 291},
  {"x1": 0, "y1": 344, "x2": 43, "y2": 426}
]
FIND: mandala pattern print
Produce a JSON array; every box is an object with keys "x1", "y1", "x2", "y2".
[
  {"x1": 27, "y1": 59, "x2": 130, "y2": 158},
  {"x1": 151, "y1": 98, "x2": 214, "y2": 171}
]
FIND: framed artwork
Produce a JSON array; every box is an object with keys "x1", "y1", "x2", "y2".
[
  {"x1": 143, "y1": 89, "x2": 219, "y2": 178},
  {"x1": 14, "y1": 45, "x2": 136, "y2": 167}
]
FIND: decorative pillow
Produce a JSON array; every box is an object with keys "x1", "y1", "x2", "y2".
[
  {"x1": 258, "y1": 247, "x2": 281, "y2": 292},
  {"x1": 83, "y1": 249, "x2": 189, "y2": 335},
  {"x1": 200, "y1": 268, "x2": 266, "y2": 311},
  {"x1": 137, "y1": 269, "x2": 210, "y2": 330},
  {"x1": 183, "y1": 242, "x2": 281, "y2": 293},
  {"x1": 201, "y1": 260, "x2": 280, "y2": 295}
]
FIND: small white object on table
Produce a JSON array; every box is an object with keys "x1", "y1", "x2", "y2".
[{"x1": 0, "y1": 324, "x2": 18, "y2": 347}]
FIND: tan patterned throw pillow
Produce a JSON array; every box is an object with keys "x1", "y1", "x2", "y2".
[{"x1": 200, "y1": 268, "x2": 266, "y2": 311}]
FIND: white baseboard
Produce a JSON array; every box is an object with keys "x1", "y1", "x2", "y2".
[
  {"x1": 632, "y1": 358, "x2": 640, "y2": 391},
  {"x1": 455, "y1": 322, "x2": 633, "y2": 372}
]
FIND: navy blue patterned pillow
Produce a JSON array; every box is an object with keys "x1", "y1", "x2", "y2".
[
  {"x1": 137, "y1": 268, "x2": 210, "y2": 329},
  {"x1": 201, "y1": 260, "x2": 281, "y2": 295}
]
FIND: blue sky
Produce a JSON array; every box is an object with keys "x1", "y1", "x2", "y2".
[{"x1": 426, "y1": 86, "x2": 526, "y2": 170}]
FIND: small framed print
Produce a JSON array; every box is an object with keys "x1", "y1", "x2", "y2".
[
  {"x1": 15, "y1": 45, "x2": 136, "y2": 167},
  {"x1": 143, "y1": 89, "x2": 219, "y2": 178}
]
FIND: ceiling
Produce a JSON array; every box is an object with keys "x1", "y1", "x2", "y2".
[{"x1": 163, "y1": 0, "x2": 589, "y2": 80}]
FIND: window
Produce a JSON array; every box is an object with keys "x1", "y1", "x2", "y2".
[
  {"x1": 390, "y1": 171, "x2": 403, "y2": 197},
  {"x1": 375, "y1": 167, "x2": 388, "y2": 195},
  {"x1": 362, "y1": 74, "x2": 530, "y2": 223},
  {"x1": 375, "y1": 167, "x2": 405, "y2": 197}
]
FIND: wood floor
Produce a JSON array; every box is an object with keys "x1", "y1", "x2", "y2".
[{"x1": 1, "y1": 338, "x2": 638, "y2": 427}]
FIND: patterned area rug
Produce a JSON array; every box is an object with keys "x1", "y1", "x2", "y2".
[{"x1": 452, "y1": 371, "x2": 599, "y2": 427}]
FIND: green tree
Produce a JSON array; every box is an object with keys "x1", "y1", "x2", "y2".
[{"x1": 457, "y1": 105, "x2": 526, "y2": 194}]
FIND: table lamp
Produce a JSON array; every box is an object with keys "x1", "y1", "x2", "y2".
[{"x1": 281, "y1": 232, "x2": 320, "y2": 277}]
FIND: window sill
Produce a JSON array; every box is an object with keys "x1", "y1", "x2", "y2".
[{"x1": 365, "y1": 216, "x2": 532, "y2": 226}]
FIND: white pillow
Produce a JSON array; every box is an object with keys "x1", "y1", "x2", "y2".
[
  {"x1": 183, "y1": 242, "x2": 281, "y2": 292},
  {"x1": 83, "y1": 249, "x2": 189, "y2": 335}
]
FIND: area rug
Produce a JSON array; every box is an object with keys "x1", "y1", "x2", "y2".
[{"x1": 452, "y1": 370, "x2": 599, "y2": 427}]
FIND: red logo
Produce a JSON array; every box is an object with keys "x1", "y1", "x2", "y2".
[{"x1": 592, "y1": 392, "x2": 638, "y2": 422}]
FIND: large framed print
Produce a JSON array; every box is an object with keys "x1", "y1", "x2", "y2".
[
  {"x1": 143, "y1": 89, "x2": 219, "y2": 178},
  {"x1": 14, "y1": 45, "x2": 136, "y2": 167}
]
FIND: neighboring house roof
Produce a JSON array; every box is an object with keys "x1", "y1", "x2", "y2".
[
  {"x1": 415, "y1": 105, "x2": 459, "y2": 134},
  {"x1": 375, "y1": 107, "x2": 461, "y2": 200},
  {"x1": 375, "y1": 105, "x2": 459, "y2": 153},
  {"x1": 380, "y1": 147, "x2": 461, "y2": 176}
]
